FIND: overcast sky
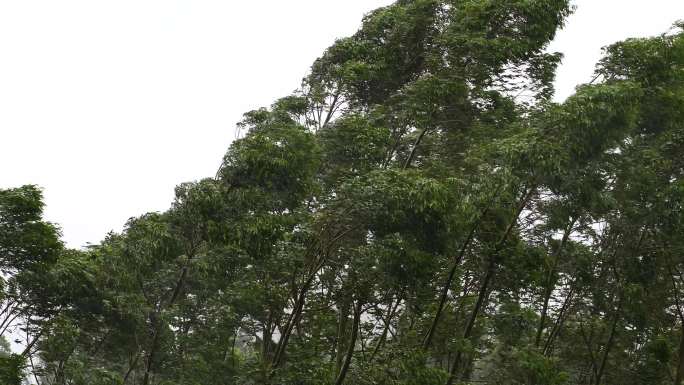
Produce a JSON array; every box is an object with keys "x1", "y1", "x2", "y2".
[{"x1": 1, "y1": 0, "x2": 682, "y2": 249}]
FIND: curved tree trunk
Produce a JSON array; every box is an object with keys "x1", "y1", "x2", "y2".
[
  {"x1": 370, "y1": 296, "x2": 401, "y2": 362},
  {"x1": 595, "y1": 297, "x2": 622, "y2": 385},
  {"x1": 535, "y1": 218, "x2": 575, "y2": 347},
  {"x1": 334, "y1": 300, "x2": 363, "y2": 385},
  {"x1": 423, "y1": 220, "x2": 479, "y2": 349},
  {"x1": 445, "y1": 187, "x2": 533, "y2": 385},
  {"x1": 334, "y1": 297, "x2": 352, "y2": 373},
  {"x1": 272, "y1": 227, "x2": 355, "y2": 370},
  {"x1": 424, "y1": 185, "x2": 501, "y2": 349},
  {"x1": 543, "y1": 281, "x2": 576, "y2": 356}
]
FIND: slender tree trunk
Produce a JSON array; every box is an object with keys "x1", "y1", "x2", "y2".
[
  {"x1": 143, "y1": 314, "x2": 161, "y2": 385},
  {"x1": 676, "y1": 322, "x2": 684, "y2": 385},
  {"x1": 535, "y1": 285, "x2": 553, "y2": 346},
  {"x1": 445, "y1": 187, "x2": 533, "y2": 385},
  {"x1": 27, "y1": 351, "x2": 41, "y2": 385},
  {"x1": 21, "y1": 327, "x2": 45, "y2": 357},
  {"x1": 321, "y1": 93, "x2": 340, "y2": 129},
  {"x1": 0, "y1": 304, "x2": 19, "y2": 337},
  {"x1": 446, "y1": 259, "x2": 496, "y2": 385},
  {"x1": 123, "y1": 352, "x2": 140, "y2": 384},
  {"x1": 231, "y1": 331, "x2": 238, "y2": 367},
  {"x1": 370, "y1": 296, "x2": 401, "y2": 361},
  {"x1": 272, "y1": 229, "x2": 355, "y2": 370},
  {"x1": 595, "y1": 298, "x2": 622, "y2": 385},
  {"x1": 668, "y1": 259, "x2": 684, "y2": 385},
  {"x1": 403, "y1": 127, "x2": 430, "y2": 169},
  {"x1": 593, "y1": 231, "x2": 645, "y2": 385},
  {"x1": 53, "y1": 351, "x2": 71, "y2": 385},
  {"x1": 334, "y1": 300, "x2": 362, "y2": 385},
  {"x1": 143, "y1": 250, "x2": 195, "y2": 385},
  {"x1": 424, "y1": 185, "x2": 502, "y2": 349},
  {"x1": 271, "y1": 267, "x2": 318, "y2": 368},
  {"x1": 579, "y1": 317, "x2": 599, "y2": 382},
  {"x1": 535, "y1": 219, "x2": 575, "y2": 347},
  {"x1": 55, "y1": 361, "x2": 64, "y2": 385},
  {"x1": 262, "y1": 317, "x2": 273, "y2": 363},
  {"x1": 423, "y1": 220, "x2": 480, "y2": 349},
  {"x1": 335, "y1": 298, "x2": 352, "y2": 373},
  {"x1": 543, "y1": 281, "x2": 576, "y2": 356}
]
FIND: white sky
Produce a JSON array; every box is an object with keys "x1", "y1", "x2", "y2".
[{"x1": 0, "y1": 0, "x2": 682, "y2": 249}]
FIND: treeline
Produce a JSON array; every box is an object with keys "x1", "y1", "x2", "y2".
[{"x1": 1, "y1": 1, "x2": 683, "y2": 384}]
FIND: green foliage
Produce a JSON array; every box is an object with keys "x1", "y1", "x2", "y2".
[
  {"x1": 0, "y1": 185, "x2": 62, "y2": 270},
  {"x1": 0, "y1": 354, "x2": 24, "y2": 385},
  {"x1": 3, "y1": 4, "x2": 684, "y2": 385}
]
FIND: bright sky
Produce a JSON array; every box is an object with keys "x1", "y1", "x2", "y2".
[{"x1": 0, "y1": 1, "x2": 682, "y2": 249}]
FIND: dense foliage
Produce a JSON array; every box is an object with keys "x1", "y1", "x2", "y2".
[{"x1": 1, "y1": 2, "x2": 683, "y2": 384}]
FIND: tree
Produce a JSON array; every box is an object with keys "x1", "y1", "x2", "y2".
[{"x1": 4, "y1": 4, "x2": 684, "y2": 385}]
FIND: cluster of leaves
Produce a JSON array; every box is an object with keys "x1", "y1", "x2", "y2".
[{"x1": 1, "y1": 3, "x2": 683, "y2": 385}]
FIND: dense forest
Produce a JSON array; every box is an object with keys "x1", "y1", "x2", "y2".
[{"x1": 1, "y1": 1, "x2": 683, "y2": 384}]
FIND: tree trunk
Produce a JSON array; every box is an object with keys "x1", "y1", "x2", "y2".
[
  {"x1": 142, "y1": 314, "x2": 161, "y2": 385},
  {"x1": 370, "y1": 296, "x2": 401, "y2": 361},
  {"x1": 271, "y1": 266, "x2": 318, "y2": 368},
  {"x1": 535, "y1": 219, "x2": 575, "y2": 347},
  {"x1": 676, "y1": 322, "x2": 684, "y2": 385},
  {"x1": 123, "y1": 352, "x2": 140, "y2": 384},
  {"x1": 445, "y1": 187, "x2": 533, "y2": 385},
  {"x1": 423, "y1": 218, "x2": 480, "y2": 349},
  {"x1": 669, "y1": 260, "x2": 684, "y2": 385},
  {"x1": 334, "y1": 300, "x2": 362, "y2": 385},
  {"x1": 143, "y1": 251, "x2": 194, "y2": 385},
  {"x1": 445, "y1": 259, "x2": 495, "y2": 385},
  {"x1": 272, "y1": 227, "x2": 354, "y2": 369},
  {"x1": 424, "y1": 185, "x2": 503, "y2": 349},
  {"x1": 403, "y1": 127, "x2": 430, "y2": 169},
  {"x1": 543, "y1": 281, "x2": 576, "y2": 356},
  {"x1": 262, "y1": 316, "x2": 273, "y2": 363},
  {"x1": 335, "y1": 298, "x2": 352, "y2": 373},
  {"x1": 595, "y1": 298, "x2": 622, "y2": 385}
]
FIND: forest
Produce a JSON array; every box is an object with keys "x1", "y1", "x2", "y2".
[{"x1": 1, "y1": 1, "x2": 683, "y2": 384}]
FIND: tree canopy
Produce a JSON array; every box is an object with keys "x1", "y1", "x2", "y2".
[{"x1": 1, "y1": 2, "x2": 684, "y2": 385}]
